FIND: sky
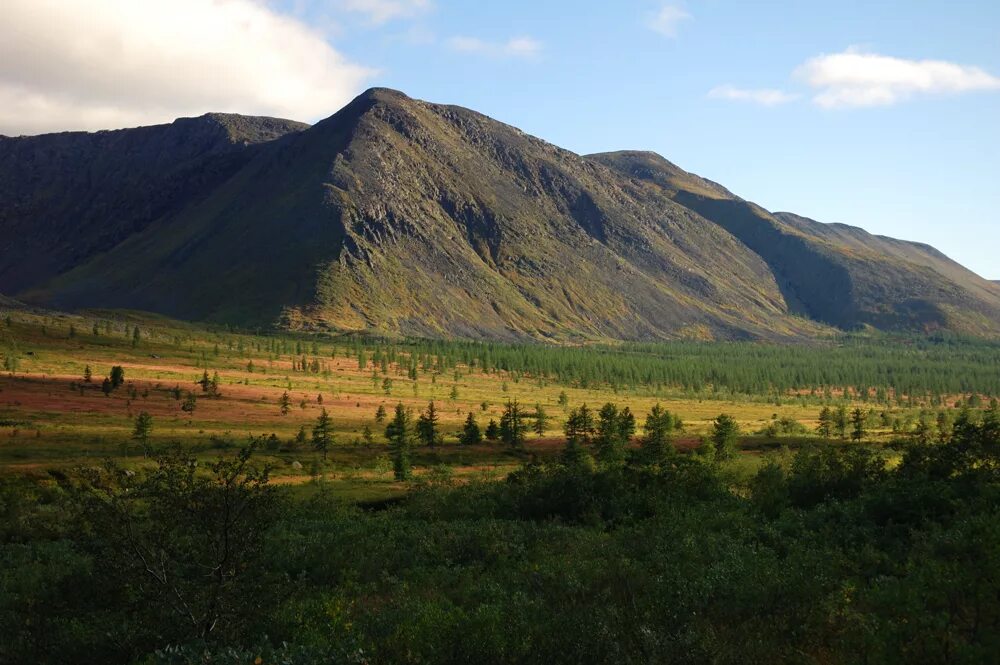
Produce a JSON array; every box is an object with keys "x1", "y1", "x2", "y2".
[{"x1": 2, "y1": 1, "x2": 998, "y2": 279}]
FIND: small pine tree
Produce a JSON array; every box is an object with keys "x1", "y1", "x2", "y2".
[
  {"x1": 850, "y1": 408, "x2": 866, "y2": 442},
  {"x1": 375, "y1": 404, "x2": 387, "y2": 423},
  {"x1": 817, "y1": 407, "x2": 833, "y2": 438},
  {"x1": 83, "y1": 365, "x2": 93, "y2": 383},
  {"x1": 833, "y1": 406, "x2": 849, "y2": 439},
  {"x1": 416, "y1": 401, "x2": 441, "y2": 447},
  {"x1": 279, "y1": 391, "x2": 291, "y2": 416},
  {"x1": 485, "y1": 419, "x2": 500, "y2": 441},
  {"x1": 640, "y1": 404, "x2": 675, "y2": 465},
  {"x1": 711, "y1": 414, "x2": 740, "y2": 460},
  {"x1": 181, "y1": 392, "x2": 197, "y2": 414},
  {"x1": 109, "y1": 366, "x2": 126, "y2": 390},
  {"x1": 499, "y1": 400, "x2": 528, "y2": 449},
  {"x1": 312, "y1": 408, "x2": 334, "y2": 460},
  {"x1": 460, "y1": 412, "x2": 482, "y2": 445},
  {"x1": 385, "y1": 403, "x2": 414, "y2": 481},
  {"x1": 533, "y1": 404, "x2": 548, "y2": 437},
  {"x1": 131, "y1": 326, "x2": 141, "y2": 347},
  {"x1": 132, "y1": 411, "x2": 153, "y2": 457}
]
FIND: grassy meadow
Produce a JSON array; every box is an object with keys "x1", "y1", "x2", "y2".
[{"x1": 0, "y1": 305, "x2": 962, "y2": 493}]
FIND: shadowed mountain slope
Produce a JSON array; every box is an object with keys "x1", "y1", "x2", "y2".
[
  {"x1": 0, "y1": 113, "x2": 308, "y2": 293},
  {"x1": 1, "y1": 89, "x2": 996, "y2": 339},
  {"x1": 588, "y1": 151, "x2": 1000, "y2": 335}
]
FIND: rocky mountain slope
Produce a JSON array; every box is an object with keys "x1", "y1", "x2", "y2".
[
  {"x1": 588, "y1": 151, "x2": 1000, "y2": 336},
  {"x1": 1, "y1": 89, "x2": 997, "y2": 340}
]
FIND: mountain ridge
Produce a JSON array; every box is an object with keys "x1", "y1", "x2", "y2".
[{"x1": 2, "y1": 88, "x2": 998, "y2": 340}]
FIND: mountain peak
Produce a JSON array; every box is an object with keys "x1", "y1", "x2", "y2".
[{"x1": 357, "y1": 87, "x2": 412, "y2": 104}]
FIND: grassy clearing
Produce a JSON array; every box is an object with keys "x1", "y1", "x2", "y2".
[{"x1": 0, "y1": 307, "x2": 955, "y2": 493}]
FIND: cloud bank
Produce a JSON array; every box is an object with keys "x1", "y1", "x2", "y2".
[
  {"x1": 0, "y1": 0, "x2": 374, "y2": 135},
  {"x1": 708, "y1": 86, "x2": 799, "y2": 107},
  {"x1": 648, "y1": 5, "x2": 690, "y2": 38},
  {"x1": 710, "y1": 48, "x2": 1000, "y2": 110},
  {"x1": 796, "y1": 48, "x2": 1000, "y2": 108},
  {"x1": 337, "y1": 0, "x2": 431, "y2": 26},
  {"x1": 447, "y1": 36, "x2": 542, "y2": 58}
]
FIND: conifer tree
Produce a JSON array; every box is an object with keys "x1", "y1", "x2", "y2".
[
  {"x1": 133, "y1": 411, "x2": 153, "y2": 457},
  {"x1": 499, "y1": 400, "x2": 528, "y2": 449},
  {"x1": 850, "y1": 408, "x2": 866, "y2": 442},
  {"x1": 416, "y1": 401, "x2": 442, "y2": 447},
  {"x1": 533, "y1": 404, "x2": 548, "y2": 437},
  {"x1": 817, "y1": 407, "x2": 834, "y2": 438},
  {"x1": 834, "y1": 406, "x2": 849, "y2": 439},
  {"x1": 312, "y1": 408, "x2": 334, "y2": 460},
  {"x1": 460, "y1": 412, "x2": 482, "y2": 445},
  {"x1": 641, "y1": 404, "x2": 675, "y2": 465},
  {"x1": 711, "y1": 414, "x2": 740, "y2": 460},
  {"x1": 385, "y1": 403, "x2": 414, "y2": 480}
]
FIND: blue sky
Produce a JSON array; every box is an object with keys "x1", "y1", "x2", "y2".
[{"x1": 3, "y1": 0, "x2": 997, "y2": 278}]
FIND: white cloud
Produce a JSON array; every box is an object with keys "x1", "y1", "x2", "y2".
[
  {"x1": 795, "y1": 48, "x2": 1000, "y2": 108},
  {"x1": 708, "y1": 85, "x2": 800, "y2": 106},
  {"x1": 648, "y1": 4, "x2": 690, "y2": 38},
  {"x1": 336, "y1": 0, "x2": 431, "y2": 26},
  {"x1": 447, "y1": 36, "x2": 542, "y2": 58},
  {"x1": 0, "y1": 0, "x2": 375, "y2": 136}
]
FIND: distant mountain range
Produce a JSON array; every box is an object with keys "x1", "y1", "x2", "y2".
[{"x1": 2, "y1": 88, "x2": 998, "y2": 340}]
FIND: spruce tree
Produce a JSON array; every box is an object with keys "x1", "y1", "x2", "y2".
[
  {"x1": 132, "y1": 412, "x2": 153, "y2": 458},
  {"x1": 533, "y1": 404, "x2": 548, "y2": 437},
  {"x1": 817, "y1": 407, "x2": 834, "y2": 438},
  {"x1": 711, "y1": 414, "x2": 740, "y2": 460},
  {"x1": 640, "y1": 404, "x2": 675, "y2": 465},
  {"x1": 460, "y1": 412, "x2": 482, "y2": 445},
  {"x1": 834, "y1": 406, "x2": 849, "y2": 439},
  {"x1": 850, "y1": 408, "x2": 866, "y2": 442},
  {"x1": 385, "y1": 403, "x2": 414, "y2": 480},
  {"x1": 312, "y1": 408, "x2": 334, "y2": 460},
  {"x1": 109, "y1": 366, "x2": 125, "y2": 390},
  {"x1": 416, "y1": 401, "x2": 441, "y2": 447},
  {"x1": 499, "y1": 400, "x2": 528, "y2": 449}
]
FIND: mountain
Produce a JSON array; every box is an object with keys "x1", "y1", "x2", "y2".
[
  {"x1": 1, "y1": 88, "x2": 997, "y2": 340},
  {"x1": 0, "y1": 112, "x2": 309, "y2": 299},
  {"x1": 588, "y1": 151, "x2": 1000, "y2": 336}
]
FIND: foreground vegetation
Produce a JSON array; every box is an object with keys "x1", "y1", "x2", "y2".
[
  {"x1": 2, "y1": 409, "x2": 999, "y2": 663},
  {"x1": 2, "y1": 307, "x2": 1000, "y2": 662}
]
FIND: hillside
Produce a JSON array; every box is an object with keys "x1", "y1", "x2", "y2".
[
  {"x1": 589, "y1": 151, "x2": 1000, "y2": 335},
  {"x1": 0, "y1": 113, "x2": 308, "y2": 293},
  {"x1": 1, "y1": 89, "x2": 998, "y2": 339}
]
